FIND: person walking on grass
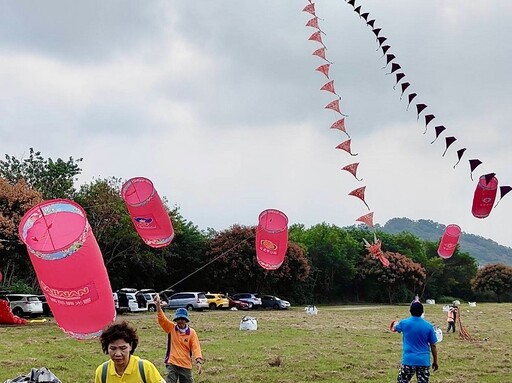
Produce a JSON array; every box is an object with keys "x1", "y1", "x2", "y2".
[
  {"x1": 393, "y1": 302, "x2": 439, "y2": 383},
  {"x1": 155, "y1": 295, "x2": 204, "y2": 383},
  {"x1": 95, "y1": 321, "x2": 165, "y2": 383},
  {"x1": 446, "y1": 305, "x2": 457, "y2": 333}
]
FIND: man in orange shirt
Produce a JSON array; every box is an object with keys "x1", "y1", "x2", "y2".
[{"x1": 155, "y1": 295, "x2": 203, "y2": 383}]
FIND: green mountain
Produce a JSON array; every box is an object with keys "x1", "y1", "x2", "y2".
[{"x1": 381, "y1": 217, "x2": 512, "y2": 266}]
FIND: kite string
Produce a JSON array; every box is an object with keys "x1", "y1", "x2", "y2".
[{"x1": 165, "y1": 226, "x2": 265, "y2": 291}]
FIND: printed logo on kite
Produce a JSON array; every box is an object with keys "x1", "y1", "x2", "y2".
[
  {"x1": 259, "y1": 239, "x2": 278, "y2": 255},
  {"x1": 134, "y1": 216, "x2": 156, "y2": 229},
  {"x1": 40, "y1": 280, "x2": 99, "y2": 306}
]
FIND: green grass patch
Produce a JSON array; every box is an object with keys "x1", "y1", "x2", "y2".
[{"x1": 1, "y1": 303, "x2": 511, "y2": 382}]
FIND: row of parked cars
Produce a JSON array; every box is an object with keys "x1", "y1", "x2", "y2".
[{"x1": 0, "y1": 290, "x2": 290, "y2": 317}]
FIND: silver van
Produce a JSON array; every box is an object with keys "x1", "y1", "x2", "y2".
[
  {"x1": 2, "y1": 294, "x2": 44, "y2": 317},
  {"x1": 167, "y1": 292, "x2": 208, "y2": 311}
]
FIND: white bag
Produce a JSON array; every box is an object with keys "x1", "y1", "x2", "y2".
[
  {"x1": 426, "y1": 299, "x2": 435, "y2": 305},
  {"x1": 239, "y1": 315, "x2": 257, "y2": 331},
  {"x1": 442, "y1": 305, "x2": 450, "y2": 312},
  {"x1": 434, "y1": 327, "x2": 443, "y2": 343},
  {"x1": 468, "y1": 302, "x2": 476, "y2": 307},
  {"x1": 304, "y1": 305, "x2": 318, "y2": 315}
]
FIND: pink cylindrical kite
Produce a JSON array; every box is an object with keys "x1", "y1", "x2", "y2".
[
  {"x1": 18, "y1": 199, "x2": 115, "y2": 339},
  {"x1": 121, "y1": 177, "x2": 175, "y2": 248},
  {"x1": 255, "y1": 209, "x2": 288, "y2": 270},
  {"x1": 437, "y1": 224, "x2": 461, "y2": 259},
  {"x1": 472, "y1": 174, "x2": 498, "y2": 218}
]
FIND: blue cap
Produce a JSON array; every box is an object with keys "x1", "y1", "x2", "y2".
[{"x1": 173, "y1": 308, "x2": 190, "y2": 322}]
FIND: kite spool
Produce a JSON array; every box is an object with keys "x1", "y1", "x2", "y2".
[
  {"x1": 18, "y1": 199, "x2": 115, "y2": 339},
  {"x1": 472, "y1": 175, "x2": 498, "y2": 218},
  {"x1": 240, "y1": 316, "x2": 258, "y2": 331},
  {"x1": 437, "y1": 224, "x2": 461, "y2": 259},
  {"x1": 121, "y1": 177, "x2": 174, "y2": 248}
]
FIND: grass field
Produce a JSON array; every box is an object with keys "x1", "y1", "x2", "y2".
[{"x1": 1, "y1": 303, "x2": 511, "y2": 382}]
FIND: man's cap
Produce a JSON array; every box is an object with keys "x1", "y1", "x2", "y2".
[{"x1": 173, "y1": 307, "x2": 190, "y2": 322}]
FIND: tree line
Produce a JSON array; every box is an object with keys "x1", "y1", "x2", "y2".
[{"x1": 1, "y1": 149, "x2": 511, "y2": 303}]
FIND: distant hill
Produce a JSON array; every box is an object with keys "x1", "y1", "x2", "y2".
[{"x1": 381, "y1": 217, "x2": 512, "y2": 266}]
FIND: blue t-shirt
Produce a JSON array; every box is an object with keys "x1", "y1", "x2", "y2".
[{"x1": 395, "y1": 316, "x2": 437, "y2": 366}]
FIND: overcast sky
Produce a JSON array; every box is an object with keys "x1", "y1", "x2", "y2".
[{"x1": 1, "y1": 1, "x2": 511, "y2": 247}]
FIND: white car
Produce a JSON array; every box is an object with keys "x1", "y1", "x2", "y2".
[{"x1": 1, "y1": 294, "x2": 44, "y2": 317}]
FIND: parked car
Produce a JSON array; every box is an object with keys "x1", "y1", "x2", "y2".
[
  {"x1": 167, "y1": 292, "x2": 208, "y2": 311},
  {"x1": 114, "y1": 289, "x2": 148, "y2": 313},
  {"x1": 158, "y1": 289, "x2": 175, "y2": 304},
  {"x1": 205, "y1": 293, "x2": 229, "y2": 310},
  {"x1": 260, "y1": 295, "x2": 291, "y2": 310},
  {"x1": 0, "y1": 294, "x2": 43, "y2": 317},
  {"x1": 227, "y1": 296, "x2": 249, "y2": 310},
  {"x1": 231, "y1": 293, "x2": 262, "y2": 309},
  {"x1": 37, "y1": 295, "x2": 53, "y2": 316}
]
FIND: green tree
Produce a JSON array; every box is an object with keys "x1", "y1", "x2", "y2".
[
  {"x1": 0, "y1": 178, "x2": 42, "y2": 289},
  {"x1": 0, "y1": 148, "x2": 82, "y2": 199},
  {"x1": 357, "y1": 252, "x2": 426, "y2": 304},
  {"x1": 472, "y1": 263, "x2": 512, "y2": 302}
]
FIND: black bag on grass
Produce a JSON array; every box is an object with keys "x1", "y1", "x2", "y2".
[{"x1": 3, "y1": 367, "x2": 62, "y2": 383}]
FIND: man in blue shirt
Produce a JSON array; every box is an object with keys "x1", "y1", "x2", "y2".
[{"x1": 394, "y1": 302, "x2": 439, "y2": 383}]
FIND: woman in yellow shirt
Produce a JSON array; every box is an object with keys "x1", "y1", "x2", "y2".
[{"x1": 95, "y1": 321, "x2": 165, "y2": 383}]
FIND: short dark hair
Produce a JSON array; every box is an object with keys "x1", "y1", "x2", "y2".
[
  {"x1": 410, "y1": 302, "x2": 424, "y2": 317},
  {"x1": 100, "y1": 321, "x2": 139, "y2": 354}
]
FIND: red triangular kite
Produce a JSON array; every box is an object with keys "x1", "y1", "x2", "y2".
[
  {"x1": 335, "y1": 139, "x2": 357, "y2": 156},
  {"x1": 330, "y1": 118, "x2": 349, "y2": 137},
  {"x1": 320, "y1": 80, "x2": 338, "y2": 95},
  {"x1": 306, "y1": 17, "x2": 320, "y2": 30},
  {"x1": 315, "y1": 63, "x2": 330, "y2": 79},
  {"x1": 312, "y1": 47, "x2": 331, "y2": 63},
  {"x1": 302, "y1": 3, "x2": 316, "y2": 16},
  {"x1": 308, "y1": 31, "x2": 325, "y2": 47},
  {"x1": 349, "y1": 186, "x2": 370, "y2": 210},
  {"x1": 342, "y1": 162, "x2": 362, "y2": 181},
  {"x1": 356, "y1": 211, "x2": 374, "y2": 227},
  {"x1": 325, "y1": 99, "x2": 348, "y2": 116}
]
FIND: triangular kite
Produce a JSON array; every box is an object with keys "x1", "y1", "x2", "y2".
[
  {"x1": 442, "y1": 136, "x2": 457, "y2": 157},
  {"x1": 416, "y1": 103, "x2": 428, "y2": 120},
  {"x1": 356, "y1": 211, "x2": 374, "y2": 227},
  {"x1": 347, "y1": 0, "x2": 356, "y2": 7},
  {"x1": 469, "y1": 159, "x2": 482, "y2": 180},
  {"x1": 382, "y1": 54, "x2": 395, "y2": 69},
  {"x1": 393, "y1": 73, "x2": 405, "y2": 89},
  {"x1": 320, "y1": 80, "x2": 338, "y2": 96},
  {"x1": 406, "y1": 93, "x2": 417, "y2": 110},
  {"x1": 495, "y1": 186, "x2": 512, "y2": 207},
  {"x1": 484, "y1": 172, "x2": 496, "y2": 185},
  {"x1": 360, "y1": 12, "x2": 369, "y2": 21},
  {"x1": 349, "y1": 186, "x2": 370, "y2": 210},
  {"x1": 306, "y1": 17, "x2": 321, "y2": 30},
  {"x1": 325, "y1": 99, "x2": 348, "y2": 116},
  {"x1": 386, "y1": 63, "x2": 400, "y2": 75},
  {"x1": 308, "y1": 31, "x2": 326, "y2": 48},
  {"x1": 367, "y1": 19, "x2": 376, "y2": 28},
  {"x1": 302, "y1": 3, "x2": 316, "y2": 16},
  {"x1": 315, "y1": 63, "x2": 330, "y2": 79},
  {"x1": 330, "y1": 118, "x2": 350, "y2": 137},
  {"x1": 354, "y1": 5, "x2": 362, "y2": 15},
  {"x1": 453, "y1": 148, "x2": 467, "y2": 168},
  {"x1": 377, "y1": 36, "x2": 387, "y2": 49},
  {"x1": 430, "y1": 125, "x2": 446, "y2": 144},
  {"x1": 423, "y1": 114, "x2": 435, "y2": 134},
  {"x1": 342, "y1": 162, "x2": 362, "y2": 181},
  {"x1": 372, "y1": 28, "x2": 382, "y2": 38},
  {"x1": 312, "y1": 48, "x2": 332, "y2": 63},
  {"x1": 335, "y1": 139, "x2": 357, "y2": 156},
  {"x1": 381, "y1": 44, "x2": 390, "y2": 56},
  {"x1": 400, "y1": 82, "x2": 410, "y2": 100}
]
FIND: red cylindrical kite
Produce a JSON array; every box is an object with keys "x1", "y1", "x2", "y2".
[
  {"x1": 255, "y1": 209, "x2": 288, "y2": 270},
  {"x1": 121, "y1": 177, "x2": 175, "y2": 248},
  {"x1": 472, "y1": 174, "x2": 498, "y2": 218},
  {"x1": 18, "y1": 199, "x2": 115, "y2": 339},
  {"x1": 437, "y1": 224, "x2": 461, "y2": 259}
]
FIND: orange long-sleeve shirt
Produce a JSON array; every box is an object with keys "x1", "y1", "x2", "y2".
[{"x1": 157, "y1": 310, "x2": 203, "y2": 369}]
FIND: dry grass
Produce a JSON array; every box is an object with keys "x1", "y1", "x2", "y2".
[{"x1": 0, "y1": 303, "x2": 511, "y2": 382}]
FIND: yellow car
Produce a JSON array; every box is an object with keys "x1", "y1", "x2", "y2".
[{"x1": 205, "y1": 293, "x2": 229, "y2": 310}]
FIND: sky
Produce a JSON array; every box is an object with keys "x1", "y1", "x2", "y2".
[{"x1": 1, "y1": 1, "x2": 511, "y2": 247}]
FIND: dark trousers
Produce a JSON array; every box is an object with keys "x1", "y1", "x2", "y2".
[{"x1": 447, "y1": 321, "x2": 456, "y2": 333}]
